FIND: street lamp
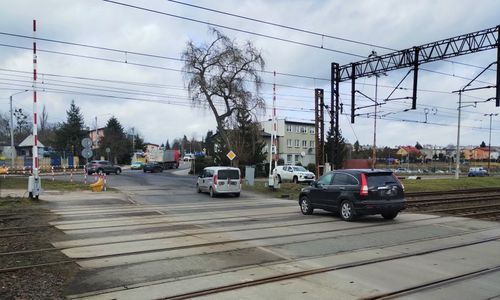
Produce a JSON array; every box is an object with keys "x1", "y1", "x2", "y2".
[
  {"x1": 484, "y1": 113, "x2": 498, "y2": 172},
  {"x1": 9, "y1": 90, "x2": 29, "y2": 168}
]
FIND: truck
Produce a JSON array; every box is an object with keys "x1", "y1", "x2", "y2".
[{"x1": 148, "y1": 149, "x2": 180, "y2": 169}]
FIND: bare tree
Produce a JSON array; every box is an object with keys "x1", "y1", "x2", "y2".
[{"x1": 182, "y1": 28, "x2": 265, "y2": 150}]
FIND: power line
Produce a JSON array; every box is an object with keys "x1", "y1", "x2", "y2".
[
  {"x1": 165, "y1": 0, "x2": 496, "y2": 72},
  {"x1": 166, "y1": 0, "x2": 394, "y2": 52},
  {"x1": 0, "y1": 31, "x2": 183, "y2": 62},
  {"x1": 102, "y1": 0, "x2": 366, "y2": 58}
]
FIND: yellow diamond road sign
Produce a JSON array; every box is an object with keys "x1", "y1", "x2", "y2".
[{"x1": 226, "y1": 150, "x2": 236, "y2": 161}]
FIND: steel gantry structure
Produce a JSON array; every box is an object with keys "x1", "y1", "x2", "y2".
[{"x1": 326, "y1": 25, "x2": 500, "y2": 169}]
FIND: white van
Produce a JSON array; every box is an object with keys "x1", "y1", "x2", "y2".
[{"x1": 197, "y1": 166, "x2": 241, "y2": 197}]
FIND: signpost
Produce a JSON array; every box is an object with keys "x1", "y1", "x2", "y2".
[
  {"x1": 226, "y1": 150, "x2": 236, "y2": 166},
  {"x1": 106, "y1": 147, "x2": 111, "y2": 161}
]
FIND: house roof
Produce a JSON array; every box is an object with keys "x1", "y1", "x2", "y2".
[
  {"x1": 144, "y1": 143, "x2": 159, "y2": 147},
  {"x1": 18, "y1": 135, "x2": 45, "y2": 147}
]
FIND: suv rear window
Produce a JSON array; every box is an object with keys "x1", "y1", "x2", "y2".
[
  {"x1": 218, "y1": 170, "x2": 239, "y2": 180},
  {"x1": 365, "y1": 173, "x2": 398, "y2": 187}
]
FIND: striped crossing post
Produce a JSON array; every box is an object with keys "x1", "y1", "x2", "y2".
[{"x1": 103, "y1": 174, "x2": 107, "y2": 191}]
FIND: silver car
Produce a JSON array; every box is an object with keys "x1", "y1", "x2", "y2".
[{"x1": 196, "y1": 166, "x2": 241, "y2": 197}]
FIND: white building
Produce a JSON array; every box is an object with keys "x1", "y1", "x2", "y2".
[{"x1": 260, "y1": 119, "x2": 316, "y2": 166}]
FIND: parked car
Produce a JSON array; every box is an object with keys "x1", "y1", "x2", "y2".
[
  {"x1": 196, "y1": 166, "x2": 241, "y2": 197},
  {"x1": 143, "y1": 162, "x2": 164, "y2": 173},
  {"x1": 468, "y1": 167, "x2": 489, "y2": 177},
  {"x1": 183, "y1": 155, "x2": 193, "y2": 161},
  {"x1": 131, "y1": 162, "x2": 145, "y2": 170},
  {"x1": 273, "y1": 165, "x2": 315, "y2": 183},
  {"x1": 86, "y1": 160, "x2": 121, "y2": 175},
  {"x1": 299, "y1": 169, "x2": 406, "y2": 221}
]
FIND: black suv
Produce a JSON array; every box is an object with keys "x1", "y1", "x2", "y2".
[
  {"x1": 299, "y1": 169, "x2": 406, "y2": 221},
  {"x1": 143, "y1": 162, "x2": 164, "y2": 173},
  {"x1": 86, "y1": 160, "x2": 122, "y2": 175}
]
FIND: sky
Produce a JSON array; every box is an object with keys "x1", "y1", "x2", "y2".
[{"x1": 0, "y1": 0, "x2": 499, "y2": 149}]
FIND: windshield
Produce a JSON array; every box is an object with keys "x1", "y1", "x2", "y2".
[{"x1": 293, "y1": 166, "x2": 307, "y2": 172}]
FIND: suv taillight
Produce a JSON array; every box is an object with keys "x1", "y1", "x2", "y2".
[
  {"x1": 392, "y1": 174, "x2": 405, "y2": 191},
  {"x1": 360, "y1": 173, "x2": 368, "y2": 196},
  {"x1": 213, "y1": 175, "x2": 217, "y2": 185}
]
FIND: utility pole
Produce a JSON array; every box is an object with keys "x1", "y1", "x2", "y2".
[
  {"x1": 132, "y1": 127, "x2": 135, "y2": 151},
  {"x1": 455, "y1": 91, "x2": 462, "y2": 179},
  {"x1": 9, "y1": 95, "x2": 14, "y2": 167},
  {"x1": 485, "y1": 113, "x2": 498, "y2": 172},
  {"x1": 372, "y1": 74, "x2": 378, "y2": 170}
]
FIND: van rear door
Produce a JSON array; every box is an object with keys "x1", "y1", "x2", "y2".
[{"x1": 217, "y1": 169, "x2": 240, "y2": 193}]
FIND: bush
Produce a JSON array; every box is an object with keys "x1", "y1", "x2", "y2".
[
  {"x1": 190, "y1": 156, "x2": 215, "y2": 175},
  {"x1": 277, "y1": 158, "x2": 285, "y2": 166},
  {"x1": 306, "y1": 163, "x2": 315, "y2": 173}
]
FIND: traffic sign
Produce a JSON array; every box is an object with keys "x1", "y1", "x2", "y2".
[
  {"x1": 226, "y1": 150, "x2": 236, "y2": 161},
  {"x1": 81, "y1": 148, "x2": 93, "y2": 159},
  {"x1": 81, "y1": 138, "x2": 92, "y2": 148},
  {"x1": 105, "y1": 147, "x2": 111, "y2": 153}
]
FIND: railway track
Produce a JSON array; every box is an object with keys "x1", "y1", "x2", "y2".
[
  {"x1": 159, "y1": 236, "x2": 500, "y2": 300},
  {"x1": 407, "y1": 189, "x2": 500, "y2": 221}
]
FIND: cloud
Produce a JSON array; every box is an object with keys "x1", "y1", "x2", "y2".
[{"x1": 0, "y1": 0, "x2": 499, "y2": 148}]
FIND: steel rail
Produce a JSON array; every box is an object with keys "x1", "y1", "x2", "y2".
[
  {"x1": 361, "y1": 264, "x2": 500, "y2": 300},
  {"x1": 160, "y1": 237, "x2": 500, "y2": 300}
]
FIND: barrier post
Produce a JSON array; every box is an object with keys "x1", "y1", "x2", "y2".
[
  {"x1": 103, "y1": 174, "x2": 107, "y2": 191},
  {"x1": 51, "y1": 166, "x2": 55, "y2": 181}
]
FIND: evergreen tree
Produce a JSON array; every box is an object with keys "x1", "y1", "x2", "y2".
[
  {"x1": 480, "y1": 141, "x2": 487, "y2": 148},
  {"x1": 55, "y1": 101, "x2": 86, "y2": 156},
  {"x1": 98, "y1": 117, "x2": 132, "y2": 164},
  {"x1": 353, "y1": 140, "x2": 360, "y2": 153},
  {"x1": 204, "y1": 130, "x2": 215, "y2": 155},
  {"x1": 415, "y1": 141, "x2": 423, "y2": 150},
  {"x1": 325, "y1": 128, "x2": 348, "y2": 169},
  {"x1": 225, "y1": 110, "x2": 266, "y2": 167},
  {"x1": 165, "y1": 140, "x2": 171, "y2": 150}
]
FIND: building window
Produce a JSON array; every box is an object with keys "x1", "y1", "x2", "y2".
[
  {"x1": 286, "y1": 124, "x2": 292, "y2": 132},
  {"x1": 294, "y1": 139, "x2": 300, "y2": 148},
  {"x1": 300, "y1": 126, "x2": 306, "y2": 133},
  {"x1": 310, "y1": 140, "x2": 315, "y2": 148},
  {"x1": 295, "y1": 125, "x2": 300, "y2": 133},
  {"x1": 309, "y1": 127, "x2": 315, "y2": 134},
  {"x1": 287, "y1": 154, "x2": 292, "y2": 163},
  {"x1": 295, "y1": 154, "x2": 301, "y2": 163},
  {"x1": 302, "y1": 140, "x2": 307, "y2": 148},
  {"x1": 287, "y1": 139, "x2": 292, "y2": 147}
]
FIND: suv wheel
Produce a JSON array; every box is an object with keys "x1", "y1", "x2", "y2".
[
  {"x1": 209, "y1": 187, "x2": 216, "y2": 198},
  {"x1": 277, "y1": 174, "x2": 282, "y2": 183},
  {"x1": 381, "y1": 211, "x2": 399, "y2": 220},
  {"x1": 340, "y1": 200, "x2": 356, "y2": 221},
  {"x1": 116, "y1": 169, "x2": 121, "y2": 175},
  {"x1": 196, "y1": 184, "x2": 201, "y2": 193},
  {"x1": 293, "y1": 176, "x2": 298, "y2": 184},
  {"x1": 300, "y1": 196, "x2": 313, "y2": 215}
]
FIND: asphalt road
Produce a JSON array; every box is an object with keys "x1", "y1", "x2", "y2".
[{"x1": 39, "y1": 165, "x2": 500, "y2": 300}]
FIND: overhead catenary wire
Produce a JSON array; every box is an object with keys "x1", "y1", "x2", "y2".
[
  {"x1": 165, "y1": 0, "x2": 496, "y2": 72},
  {"x1": 101, "y1": 0, "x2": 367, "y2": 59}
]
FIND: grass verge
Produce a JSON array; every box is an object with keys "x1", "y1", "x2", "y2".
[
  {"x1": 0, "y1": 176, "x2": 89, "y2": 191},
  {"x1": 244, "y1": 176, "x2": 500, "y2": 200}
]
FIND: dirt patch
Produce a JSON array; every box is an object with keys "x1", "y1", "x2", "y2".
[{"x1": 0, "y1": 197, "x2": 80, "y2": 299}]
